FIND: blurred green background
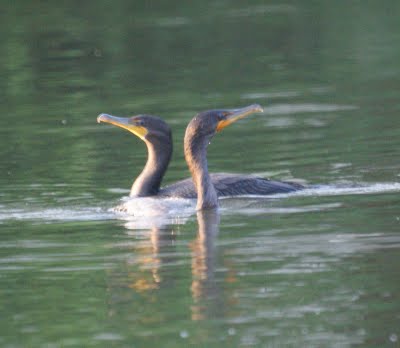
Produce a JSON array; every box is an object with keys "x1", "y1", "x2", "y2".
[{"x1": 1, "y1": 1, "x2": 400, "y2": 347}]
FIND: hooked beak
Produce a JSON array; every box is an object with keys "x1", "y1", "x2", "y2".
[
  {"x1": 216, "y1": 104, "x2": 263, "y2": 132},
  {"x1": 97, "y1": 114, "x2": 148, "y2": 140}
]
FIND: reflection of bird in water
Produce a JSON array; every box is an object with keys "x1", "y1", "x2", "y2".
[
  {"x1": 98, "y1": 105, "x2": 302, "y2": 209},
  {"x1": 190, "y1": 209, "x2": 221, "y2": 321},
  {"x1": 183, "y1": 105, "x2": 302, "y2": 210},
  {"x1": 108, "y1": 209, "x2": 228, "y2": 322},
  {"x1": 111, "y1": 226, "x2": 179, "y2": 294}
]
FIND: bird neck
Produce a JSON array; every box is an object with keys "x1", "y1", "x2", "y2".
[
  {"x1": 184, "y1": 135, "x2": 218, "y2": 210},
  {"x1": 130, "y1": 140, "x2": 172, "y2": 197}
]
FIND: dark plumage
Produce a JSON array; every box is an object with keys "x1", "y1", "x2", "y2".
[
  {"x1": 183, "y1": 104, "x2": 303, "y2": 209},
  {"x1": 98, "y1": 114, "x2": 172, "y2": 197},
  {"x1": 160, "y1": 173, "x2": 302, "y2": 198},
  {"x1": 97, "y1": 106, "x2": 302, "y2": 210}
]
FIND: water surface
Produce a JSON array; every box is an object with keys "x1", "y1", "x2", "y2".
[{"x1": 1, "y1": 1, "x2": 400, "y2": 347}]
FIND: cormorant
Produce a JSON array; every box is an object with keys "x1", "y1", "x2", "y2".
[
  {"x1": 97, "y1": 114, "x2": 172, "y2": 197},
  {"x1": 97, "y1": 105, "x2": 302, "y2": 207},
  {"x1": 183, "y1": 105, "x2": 303, "y2": 210}
]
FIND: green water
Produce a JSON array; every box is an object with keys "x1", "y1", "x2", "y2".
[{"x1": 1, "y1": 1, "x2": 400, "y2": 347}]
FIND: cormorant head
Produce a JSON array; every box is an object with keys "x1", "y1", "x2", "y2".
[
  {"x1": 97, "y1": 114, "x2": 172, "y2": 146},
  {"x1": 185, "y1": 104, "x2": 263, "y2": 143}
]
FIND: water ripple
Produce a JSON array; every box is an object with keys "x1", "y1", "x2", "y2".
[
  {"x1": 263, "y1": 103, "x2": 357, "y2": 115},
  {"x1": 0, "y1": 182, "x2": 399, "y2": 225}
]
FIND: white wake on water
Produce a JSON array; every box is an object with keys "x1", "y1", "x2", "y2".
[
  {"x1": 279, "y1": 182, "x2": 400, "y2": 198},
  {"x1": 0, "y1": 206, "x2": 114, "y2": 223},
  {"x1": 111, "y1": 196, "x2": 195, "y2": 229}
]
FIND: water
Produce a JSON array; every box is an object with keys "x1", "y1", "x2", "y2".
[{"x1": 1, "y1": 1, "x2": 400, "y2": 347}]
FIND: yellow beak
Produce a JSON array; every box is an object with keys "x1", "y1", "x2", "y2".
[
  {"x1": 216, "y1": 104, "x2": 263, "y2": 132},
  {"x1": 97, "y1": 114, "x2": 148, "y2": 140}
]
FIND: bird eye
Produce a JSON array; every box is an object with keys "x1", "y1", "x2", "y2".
[
  {"x1": 218, "y1": 112, "x2": 226, "y2": 120},
  {"x1": 133, "y1": 118, "x2": 144, "y2": 126}
]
